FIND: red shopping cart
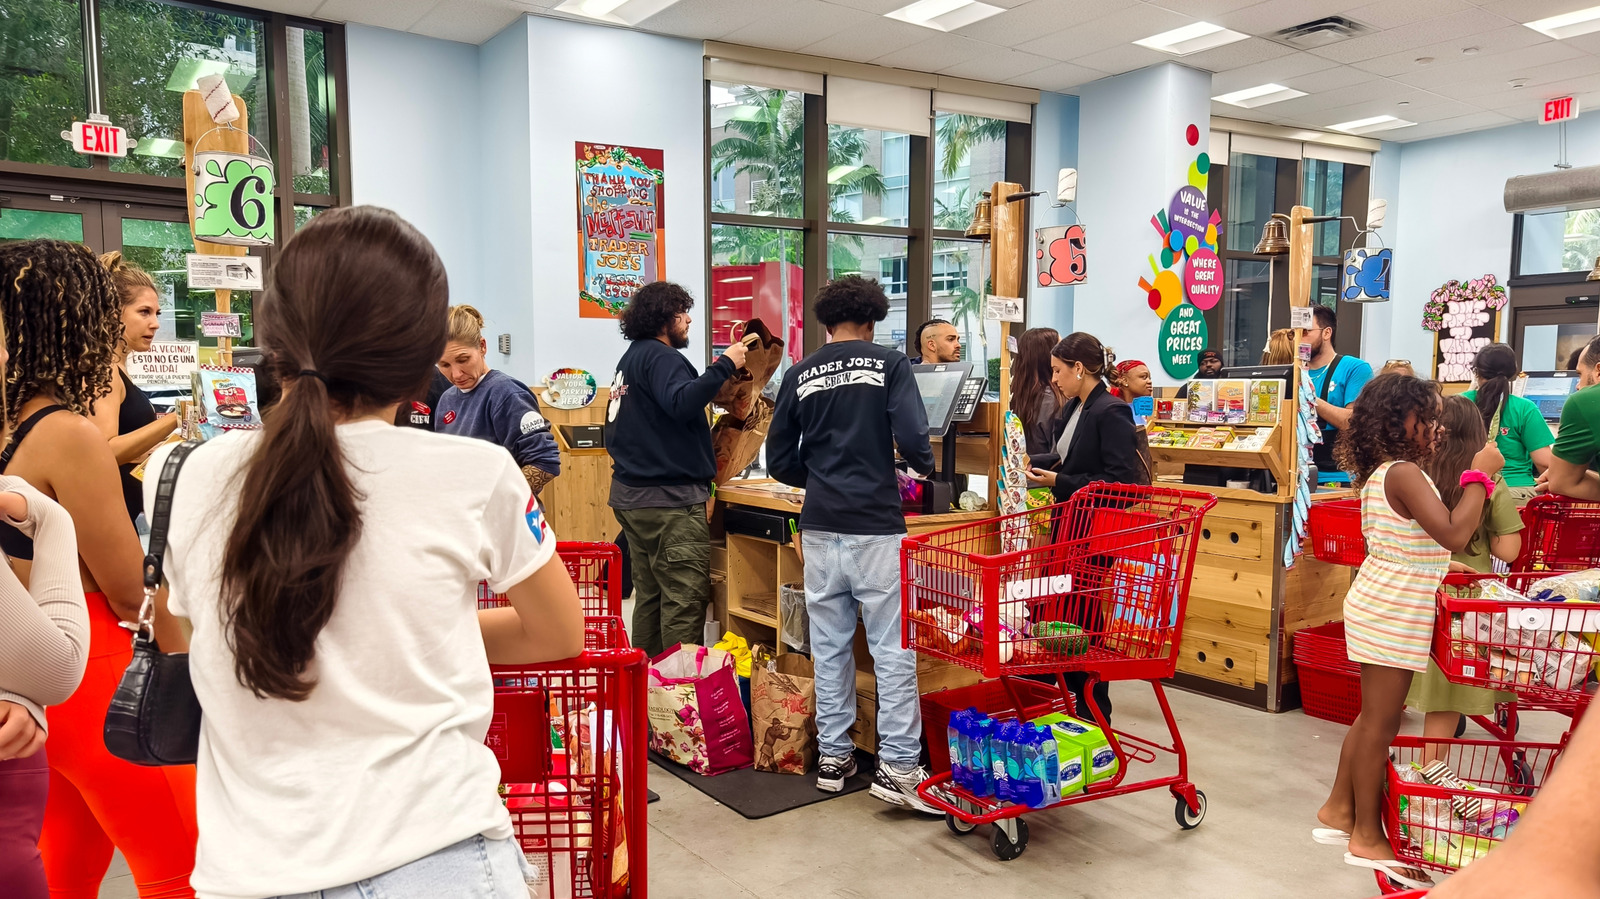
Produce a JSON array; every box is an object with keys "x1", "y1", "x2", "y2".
[
  {"x1": 902, "y1": 482, "x2": 1216, "y2": 860},
  {"x1": 480, "y1": 542, "x2": 625, "y2": 618},
  {"x1": 488, "y1": 616, "x2": 648, "y2": 898},
  {"x1": 1514, "y1": 494, "x2": 1600, "y2": 571}
]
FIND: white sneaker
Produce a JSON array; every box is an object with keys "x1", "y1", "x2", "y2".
[
  {"x1": 816, "y1": 754, "x2": 858, "y2": 793},
  {"x1": 870, "y1": 762, "x2": 941, "y2": 816}
]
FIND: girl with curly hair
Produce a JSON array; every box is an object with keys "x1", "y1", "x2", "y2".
[
  {"x1": 0, "y1": 239, "x2": 197, "y2": 898},
  {"x1": 1315, "y1": 373, "x2": 1502, "y2": 890}
]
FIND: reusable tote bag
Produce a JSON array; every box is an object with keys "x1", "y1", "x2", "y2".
[{"x1": 647, "y1": 644, "x2": 754, "y2": 775}]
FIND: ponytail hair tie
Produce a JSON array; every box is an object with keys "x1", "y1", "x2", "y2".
[{"x1": 299, "y1": 369, "x2": 329, "y2": 385}]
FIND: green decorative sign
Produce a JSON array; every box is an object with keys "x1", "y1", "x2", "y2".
[
  {"x1": 193, "y1": 152, "x2": 275, "y2": 246},
  {"x1": 1158, "y1": 302, "x2": 1207, "y2": 379}
]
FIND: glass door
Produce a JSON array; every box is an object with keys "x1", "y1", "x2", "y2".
[{"x1": 0, "y1": 193, "x2": 104, "y2": 247}]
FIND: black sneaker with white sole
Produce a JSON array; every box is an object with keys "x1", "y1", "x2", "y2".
[
  {"x1": 870, "y1": 762, "x2": 940, "y2": 815},
  {"x1": 816, "y1": 754, "x2": 857, "y2": 793}
]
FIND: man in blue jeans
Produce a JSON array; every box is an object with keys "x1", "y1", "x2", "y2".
[{"x1": 767, "y1": 275, "x2": 938, "y2": 812}]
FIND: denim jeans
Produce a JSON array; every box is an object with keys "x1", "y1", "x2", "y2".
[
  {"x1": 802, "y1": 530, "x2": 921, "y2": 768},
  {"x1": 270, "y1": 835, "x2": 532, "y2": 899}
]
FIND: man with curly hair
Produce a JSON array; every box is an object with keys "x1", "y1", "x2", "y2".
[
  {"x1": 605, "y1": 282, "x2": 747, "y2": 657},
  {"x1": 768, "y1": 275, "x2": 937, "y2": 811}
]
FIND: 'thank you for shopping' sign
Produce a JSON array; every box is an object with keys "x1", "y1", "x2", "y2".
[{"x1": 576, "y1": 143, "x2": 665, "y2": 320}]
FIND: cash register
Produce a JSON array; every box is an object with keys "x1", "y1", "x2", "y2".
[{"x1": 906, "y1": 361, "x2": 986, "y2": 513}]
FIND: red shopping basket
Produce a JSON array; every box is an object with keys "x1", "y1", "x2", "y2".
[
  {"x1": 1291, "y1": 621, "x2": 1363, "y2": 725},
  {"x1": 489, "y1": 616, "x2": 647, "y2": 899},
  {"x1": 1432, "y1": 572, "x2": 1600, "y2": 705},
  {"x1": 1379, "y1": 735, "x2": 1564, "y2": 888},
  {"x1": 902, "y1": 482, "x2": 1216, "y2": 681},
  {"x1": 1307, "y1": 498, "x2": 1365, "y2": 567},
  {"x1": 1515, "y1": 494, "x2": 1600, "y2": 571},
  {"x1": 480, "y1": 541, "x2": 624, "y2": 618}
]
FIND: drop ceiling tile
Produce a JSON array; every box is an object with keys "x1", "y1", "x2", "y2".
[
  {"x1": 638, "y1": 0, "x2": 769, "y2": 39},
  {"x1": 950, "y1": 0, "x2": 1140, "y2": 44},
  {"x1": 1207, "y1": 52, "x2": 1341, "y2": 94},
  {"x1": 1342, "y1": 0, "x2": 1474, "y2": 31},
  {"x1": 1145, "y1": 0, "x2": 1260, "y2": 16},
  {"x1": 869, "y1": 32, "x2": 992, "y2": 69},
  {"x1": 1388, "y1": 110, "x2": 1516, "y2": 141},
  {"x1": 938, "y1": 48, "x2": 1057, "y2": 81},
  {"x1": 1070, "y1": 42, "x2": 1170, "y2": 74},
  {"x1": 1350, "y1": 26, "x2": 1566, "y2": 77},
  {"x1": 820, "y1": 0, "x2": 920, "y2": 13},
  {"x1": 1280, "y1": 64, "x2": 1385, "y2": 93},
  {"x1": 1478, "y1": 0, "x2": 1594, "y2": 25},
  {"x1": 1210, "y1": 0, "x2": 1375, "y2": 36},
  {"x1": 721, "y1": 0, "x2": 858, "y2": 51},
  {"x1": 1391, "y1": 43, "x2": 1592, "y2": 95},
  {"x1": 1012, "y1": 60, "x2": 1108, "y2": 92},
  {"x1": 1557, "y1": 32, "x2": 1600, "y2": 56},
  {"x1": 408, "y1": 0, "x2": 524, "y2": 43},
  {"x1": 315, "y1": 0, "x2": 440, "y2": 29},
  {"x1": 1307, "y1": 9, "x2": 1517, "y2": 63},
  {"x1": 251, "y1": 0, "x2": 326, "y2": 15},
  {"x1": 798, "y1": 12, "x2": 931, "y2": 62},
  {"x1": 1178, "y1": 36, "x2": 1295, "y2": 71},
  {"x1": 1017, "y1": 3, "x2": 1195, "y2": 62}
]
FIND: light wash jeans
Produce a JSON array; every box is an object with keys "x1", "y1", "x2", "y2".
[
  {"x1": 270, "y1": 835, "x2": 532, "y2": 899},
  {"x1": 802, "y1": 530, "x2": 922, "y2": 768}
]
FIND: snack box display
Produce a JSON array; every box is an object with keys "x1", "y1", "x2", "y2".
[
  {"x1": 1249, "y1": 379, "x2": 1283, "y2": 426},
  {"x1": 1185, "y1": 381, "x2": 1213, "y2": 423},
  {"x1": 1216, "y1": 380, "x2": 1248, "y2": 425}
]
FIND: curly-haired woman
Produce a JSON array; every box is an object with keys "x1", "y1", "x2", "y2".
[
  {"x1": 88, "y1": 253, "x2": 178, "y2": 522},
  {"x1": 1314, "y1": 373, "x2": 1501, "y2": 890},
  {"x1": 606, "y1": 281, "x2": 746, "y2": 656},
  {"x1": 0, "y1": 240, "x2": 196, "y2": 898}
]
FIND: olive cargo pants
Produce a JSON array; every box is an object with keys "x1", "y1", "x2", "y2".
[{"x1": 615, "y1": 504, "x2": 710, "y2": 658}]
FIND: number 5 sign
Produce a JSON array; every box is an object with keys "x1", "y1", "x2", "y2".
[{"x1": 1036, "y1": 224, "x2": 1087, "y2": 287}]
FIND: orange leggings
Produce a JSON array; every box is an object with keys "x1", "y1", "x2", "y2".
[{"x1": 38, "y1": 594, "x2": 197, "y2": 899}]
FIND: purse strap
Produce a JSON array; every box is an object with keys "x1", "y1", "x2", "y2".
[{"x1": 130, "y1": 442, "x2": 200, "y2": 639}]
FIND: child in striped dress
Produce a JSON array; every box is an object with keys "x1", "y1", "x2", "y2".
[{"x1": 1313, "y1": 374, "x2": 1503, "y2": 890}]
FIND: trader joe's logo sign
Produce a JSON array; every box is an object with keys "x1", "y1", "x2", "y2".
[{"x1": 577, "y1": 143, "x2": 665, "y2": 319}]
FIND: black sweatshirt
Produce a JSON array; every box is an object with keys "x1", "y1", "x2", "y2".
[
  {"x1": 768, "y1": 340, "x2": 935, "y2": 535},
  {"x1": 606, "y1": 339, "x2": 737, "y2": 487}
]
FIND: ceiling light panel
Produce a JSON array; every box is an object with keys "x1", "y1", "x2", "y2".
[
  {"x1": 1525, "y1": 5, "x2": 1600, "y2": 39},
  {"x1": 1133, "y1": 21, "x2": 1248, "y2": 55},
  {"x1": 1212, "y1": 83, "x2": 1309, "y2": 108},
  {"x1": 885, "y1": 0, "x2": 1004, "y2": 32},
  {"x1": 553, "y1": 0, "x2": 681, "y2": 26},
  {"x1": 1329, "y1": 115, "x2": 1417, "y2": 134}
]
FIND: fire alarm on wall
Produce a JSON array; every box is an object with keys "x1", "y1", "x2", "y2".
[{"x1": 497, "y1": 333, "x2": 512, "y2": 354}]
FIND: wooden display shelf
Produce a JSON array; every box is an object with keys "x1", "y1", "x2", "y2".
[{"x1": 535, "y1": 387, "x2": 616, "y2": 544}]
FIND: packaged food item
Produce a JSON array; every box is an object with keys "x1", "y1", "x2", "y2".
[
  {"x1": 1528, "y1": 569, "x2": 1600, "y2": 604},
  {"x1": 1156, "y1": 399, "x2": 1175, "y2": 421},
  {"x1": 1248, "y1": 379, "x2": 1282, "y2": 425},
  {"x1": 1031, "y1": 712, "x2": 1119, "y2": 784},
  {"x1": 1030, "y1": 621, "x2": 1088, "y2": 656},
  {"x1": 1186, "y1": 381, "x2": 1213, "y2": 423},
  {"x1": 1171, "y1": 399, "x2": 1188, "y2": 422},
  {"x1": 1216, "y1": 379, "x2": 1248, "y2": 425}
]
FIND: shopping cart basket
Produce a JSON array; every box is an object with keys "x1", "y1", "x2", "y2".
[
  {"x1": 1432, "y1": 572, "x2": 1600, "y2": 709},
  {"x1": 903, "y1": 482, "x2": 1216, "y2": 860},
  {"x1": 480, "y1": 542, "x2": 625, "y2": 618},
  {"x1": 1514, "y1": 494, "x2": 1600, "y2": 571},
  {"x1": 489, "y1": 616, "x2": 648, "y2": 898}
]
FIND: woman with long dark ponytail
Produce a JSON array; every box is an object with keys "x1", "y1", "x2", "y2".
[
  {"x1": 146, "y1": 206, "x2": 584, "y2": 898},
  {"x1": 1464, "y1": 343, "x2": 1553, "y2": 504}
]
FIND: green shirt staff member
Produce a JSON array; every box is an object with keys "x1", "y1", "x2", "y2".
[
  {"x1": 1463, "y1": 344, "x2": 1553, "y2": 502},
  {"x1": 1543, "y1": 336, "x2": 1600, "y2": 499}
]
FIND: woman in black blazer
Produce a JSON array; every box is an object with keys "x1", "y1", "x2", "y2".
[{"x1": 1025, "y1": 332, "x2": 1148, "y2": 724}]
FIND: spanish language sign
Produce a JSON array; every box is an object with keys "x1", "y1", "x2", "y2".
[
  {"x1": 576, "y1": 143, "x2": 665, "y2": 319},
  {"x1": 126, "y1": 341, "x2": 199, "y2": 388}
]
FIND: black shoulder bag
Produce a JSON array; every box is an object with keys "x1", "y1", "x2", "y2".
[{"x1": 104, "y1": 442, "x2": 202, "y2": 766}]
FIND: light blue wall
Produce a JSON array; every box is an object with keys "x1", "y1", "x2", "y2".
[
  {"x1": 1029, "y1": 91, "x2": 1079, "y2": 337},
  {"x1": 1382, "y1": 116, "x2": 1600, "y2": 370},
  {"x1": 1359, "y1": 140, "x2": 1402, "y2": 363},
  {"x1": 345, "y1": 25, "x2": 483, "y2": 307},
  {"x1": 344, "y1": 17, "x2": 706, "y2": 383}
]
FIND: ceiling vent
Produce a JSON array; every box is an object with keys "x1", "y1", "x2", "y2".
[{"x1": 1272, "y1": 16, "x2": 1372, "y2": 49}]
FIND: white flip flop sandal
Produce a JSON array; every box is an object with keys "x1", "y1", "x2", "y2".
[
  {"x1": 1311, "y1": 827, "x2": 1350, "y2": 845},
  {"x1": 1343, "y1": 852, "x2": 1434, "y2": 890}
]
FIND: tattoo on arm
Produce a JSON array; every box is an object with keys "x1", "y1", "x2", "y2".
[{"x1": 522, "y1": 466, "x2": 556, "y2": 494}]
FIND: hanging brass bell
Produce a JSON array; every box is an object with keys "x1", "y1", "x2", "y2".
[
  {"x1": 965, "y1": 191, "x2": 992, "y2": 239},
  {"x1": 1254, "y1": 213, "x2": 1291, "y2": 255}
]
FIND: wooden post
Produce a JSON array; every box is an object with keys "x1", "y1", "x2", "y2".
[
  {"x1": 1286, "y1": 204, "x2": 1315, "y2": 495},
  {"x1": 990, "y1": 181, "x2": 1025, "y2": 414},
  {"x1": 182, "y1": 90, "x2": 250, "y2": 368}
]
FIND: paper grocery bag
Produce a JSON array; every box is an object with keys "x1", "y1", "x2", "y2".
[
  {"x1": 712, "y1": 397, "x2": 773, "y2": 487},
  {"x1": 647, "y1": 644, "x2": 754, "y2": 776},
  {"x1": 713, "y1": 318, "x2": 784, "y2": 421},
  {"x1": 750, "y1": 652, "x2": 817, "y2": 775}
]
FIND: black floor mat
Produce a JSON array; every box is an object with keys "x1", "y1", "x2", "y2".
[{"x1": 649, "y1": 749, "x2": 875, "y2": 819}]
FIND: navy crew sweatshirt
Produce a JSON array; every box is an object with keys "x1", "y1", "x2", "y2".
[
  {"x1": 606, "y1": 340, "x2": 737, "y2": 488},
  {"x1": 435, "y1": 369, "x2": 561, "y2": 477},
  {"x1": 767, "y1": 340, "x2": 934, "y2": 536}
]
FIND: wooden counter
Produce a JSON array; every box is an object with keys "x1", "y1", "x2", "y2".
[{"x1": 534, "y1": 387, "x2": 616, "y2": 545}]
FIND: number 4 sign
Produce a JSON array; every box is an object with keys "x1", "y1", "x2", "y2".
[{"x1": 1036, "y1": 224, "x2": 1087, "y2": 287}]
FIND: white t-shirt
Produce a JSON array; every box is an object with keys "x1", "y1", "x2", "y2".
[{"x1": 146, "y1": 421, "x2": 556, "y2": 899}]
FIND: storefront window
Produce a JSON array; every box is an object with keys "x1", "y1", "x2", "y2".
[
  {"x1": 933, "y1": 113, "x2": 1006, "y2": 230},
  {"x1": 1517, "y1": 209, "x2": 1600, "y2": 276},
  {"x1": 1226, "y1": 153, "x2": 1283, "y2": 252},
  {"x1": 0, "y1": 209, "x2": 85, "y2": 242},
  {"x1": 294, "y1": 204, "x2": 325, "y2": 231},
  {"x1": 828, "y1": 125, "x2": 903, "y2": 226},
  {"x1": 709, "y1": 83, "x2": 804, "y2": 219},
  {"x1": 828, "y1": 233, "x2": 907, "y2": 349},
  {"x1": 711, "y1": 224, "x2": 802, "y2": 366},
  {"x1": 1223, "y1": 258, "x2": 1271, "y2": 366},
  {"x1": 932, "y1": 237, "x2": 992, "y2": 380},
  {"x1": 0, "y1": 0, "x2": 90, "y2": 168},
  {"x1": 99, "y1": 0, "x2": 268, "y2": 178},
  {"x1": 287, "y1": 26, "x2": 334, "y2": 196},
  {"x1": 1302, "y1": 159, "x2": 1345, "y2": 258},
  {"x1": 1313, "y1": 263, "x2": 1341, "y2": 311}
]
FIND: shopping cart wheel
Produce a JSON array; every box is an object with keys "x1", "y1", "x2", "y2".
[
  {"x1": 990, "y1": 817, "x2": 1028, "y2": 861},
  {"x1": 1508, "y1": 752, "x2": 1535, "y2": 797},
  {"x1": 1174, "y1": 789, "x2": 1207, "y2": 830},
  {"x1": 945, "y1": 813, "x2": 976, "y2": 836}
]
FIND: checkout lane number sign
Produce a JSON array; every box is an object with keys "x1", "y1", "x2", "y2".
[{"x1": 1158, "y1": 303, "x2": 1207, "y2": 380}]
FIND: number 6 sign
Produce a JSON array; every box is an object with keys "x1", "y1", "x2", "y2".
[
  {"x1": 192, "y1": 127, "x2": 276, "y2": 247},
  {"x1": 1036, "y1": 224, "x2": 1087, "y2": 287}
]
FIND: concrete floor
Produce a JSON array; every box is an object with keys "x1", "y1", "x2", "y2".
[{"x1": 97, "y1": 685, "x2": 1571, "y2": 899}]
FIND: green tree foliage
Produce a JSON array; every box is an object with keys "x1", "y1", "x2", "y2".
[
  {"x1": 936, "y1": 113, "x2": 1006, "y2": 180},
  {"x1": 0, "y1": 0, "x2": 88, "y2": 168}
]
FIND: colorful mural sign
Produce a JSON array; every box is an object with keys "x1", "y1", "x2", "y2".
[
  {"x1": 1425, "y1": 274, "x2": 1506, "y2": 382},
  {"x1": 1342, "y1": 246, "x2": 1393, "y2": 302},
  {"x1": 1185, "y1": 248, "x2": 1223, "y2": 310},
  {"x1": 1036, "y1": 223, "x2": 1087, "y2": 287},
  {"x1": 576, "y1": 143, "x2": 665, "y2": 319},
  {"x1": 1139, "y1": 124, "x2": 1224, "y2": 327},
  {"x1": 1159, "y1": 303, "x2": 1208, "y2": 380}
]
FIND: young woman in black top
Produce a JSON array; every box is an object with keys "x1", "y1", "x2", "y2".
[
  {"x1": 88, "y1": 253, "x2": 178, "y2": 521},
  {"x1": 1010, "y1": 327, "x2": 1060, "y2": 457}
]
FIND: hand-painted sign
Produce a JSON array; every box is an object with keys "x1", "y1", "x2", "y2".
[
  {"x1": 1158, "y1": 303, "x2": 1208, "y2": 380},
  {"x1": 1185, "y1": 248, "x2": 1224, "y2": 310},
  {"x1": 577, "y1": 143, "x2": 665, "y2": 319},
  {"x1": 1036, "y1": 224, "x2": 1087, "y2": 287}
]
